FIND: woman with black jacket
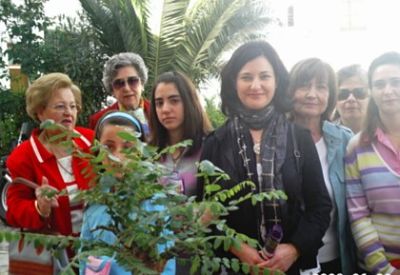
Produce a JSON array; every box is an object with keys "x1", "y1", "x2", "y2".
[{"x1": 197, "y1": 41, "x2": 331, "y2": 274}]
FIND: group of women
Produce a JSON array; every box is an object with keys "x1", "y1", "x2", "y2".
[{"x1": 5, "y1": 40, "x2": 400, "y2": 275}]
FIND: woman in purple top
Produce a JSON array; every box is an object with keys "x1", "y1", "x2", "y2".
[{"x1": 149, "y1": 71, "x2": 212, "y2": 197}]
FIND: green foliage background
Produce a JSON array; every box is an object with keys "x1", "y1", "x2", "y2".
[
  {"x1": 0, "y1": 0, "x2": 272, "y2": 152},
  {"x1": 0, "y1": 0, "x2": 107, "y2": 152}
]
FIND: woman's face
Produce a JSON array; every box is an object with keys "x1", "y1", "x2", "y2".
[
  {"x1": 371, "y1": 64, "x2": 400, "y2": 117},
  {"x1": 236, "y1": 56, "x2": 276, "y2": 110},
  {"x1": 154, "y1": 82, "x2": 185, "y2": 138},
  {"x1": 100, "y1": 124, "x2": 136, "y2": 166},
  {"x1": 112, "y1": 66, "x2": 143, "y2": 110},
  {"x1": 292, "y1": 77, "x2": 329, "y2": 120},
  {"x1": 336, "y1": 76, "x2": 369, "y2": 123},
  {"x1": 37, "y1": 87, "x2": 77, "y2": 130}
]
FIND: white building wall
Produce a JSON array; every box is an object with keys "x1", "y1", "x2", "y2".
[{"x1": 266, "y1": 0, "x2": 400, "y2": 71}]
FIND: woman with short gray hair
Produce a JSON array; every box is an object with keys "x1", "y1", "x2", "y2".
[{"x1": 89, "y1": 52, "x2": 151, "y2": 133}]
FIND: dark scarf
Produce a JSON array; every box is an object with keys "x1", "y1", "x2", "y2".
[
  {"x1": 232, "y1": 105, "x2": 288, "y2": 245},
  {"x1": 237, "y1": 104, "x2": 275, "y2": 130}
]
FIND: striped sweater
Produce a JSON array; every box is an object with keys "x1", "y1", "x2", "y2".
[{"x1": 345, "y1": 134, "x2": 400, "y2": 274}]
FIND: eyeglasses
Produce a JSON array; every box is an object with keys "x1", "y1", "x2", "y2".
[
  {"x1": 48, "y1": 103, "x2": 78, "y2": 113},
  {"x1": 112, "y1": 76, "x2": 140, "y2": 90},
  {"x1": 337, "y1": 88, "x2": 368, "y2": 101},
  {"x1": 372, "y1": 77, "x2": 400, "y2": 90}
]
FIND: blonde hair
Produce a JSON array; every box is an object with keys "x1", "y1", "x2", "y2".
[{"x1": 26, "y1": 73, "x2": 82, "y2": 121}]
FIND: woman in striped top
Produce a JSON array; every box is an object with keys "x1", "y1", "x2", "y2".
[{"x1": 345, "y1": 52, "x2": 400, "y2": 275}]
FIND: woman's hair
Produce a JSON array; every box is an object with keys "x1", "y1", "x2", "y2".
[
  {"x1": 337, "y1": 64, "x2": 367, "y2": 86},
  {"x1": 220, "y1": 40, "x2": 290, "y2": 116},
  {"x1": 102, "y1": 52, "x2": 148, "y2": 94},
  {"x1": 95, "y1": 111, "x2": 145, "y2": 142},
  {"x1": 361, "y1": 51, "x2": 400, "y2": 144},
  {"x1": 149, "y1": 71, "x2": 212, "y2": 156},
  {"x1": 288, "y1": 58, "x2": 337, "y2": 122},
  {"x1": 26, "y1": 73, "x2": 82, "y2": 122}
]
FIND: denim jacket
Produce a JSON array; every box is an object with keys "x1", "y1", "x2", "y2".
[
  {"x1": 80, "y1": 176, "x2": 176, "y2": 275},
  {"x1": 322, "y1": 121, "x2": 356, "y2": 274}
]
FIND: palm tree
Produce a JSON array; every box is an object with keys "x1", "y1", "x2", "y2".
[{"x1": 80, "y1": 0, "x2": 273, "y2": 88}]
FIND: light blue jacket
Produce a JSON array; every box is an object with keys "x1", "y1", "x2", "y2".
[
  {"x1": 80, "y1": 200, "x2": 176, "y2": 275},
  {"x1": 321, "y1": 121, "x2": 356, "y2": 274}
]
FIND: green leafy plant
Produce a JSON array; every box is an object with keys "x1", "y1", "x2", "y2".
[
  {"x1": 204, "y1": 96, "x2": 226, "y2": 129},
  {"x1": 0, "y1": 0, "x2": 107, "y2": 127},
  {"x1": 0, "y1": 90, "x2": 32, "y2": 155},
  {"x1": 1, "y1": 124, "x2": 286, "y2": 275}
]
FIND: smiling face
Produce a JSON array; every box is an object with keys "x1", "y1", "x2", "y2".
[
  {"x1": 292, "y1": 78, "x2": 329, "y2": 120},
  {"x1": 112, "y1": 66, "x2": 143, "y2": 110},
  {"x1": 336, "y1": 76, "x2": 369, "y2": 124},
  {"x1": 37, "y1": 87, "x2": 78, "y2": 130},
  {"x1": 154, "y1": 82, "x2": 185, "y2": 137},
  {"x1": 236, "y1": 56, "x2": 276, "y2": 110},
  {"x1": 371, "y1": 64, "x2": 400, "y2": 117}
]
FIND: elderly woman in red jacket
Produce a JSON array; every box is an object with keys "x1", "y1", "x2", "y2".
[{"x1": 6, "y1": 73, "x2": 93, "y2": 237}]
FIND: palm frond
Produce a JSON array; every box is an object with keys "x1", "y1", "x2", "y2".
[
  {"x1": 80, "y1": 0, "x2": 152, "y2": 54},
  {"x1": 147, "y1": 0, "x2": 191, "y2": 86},
  {"x1": 205, "y1": 0, "x2": 275, "y2": 74},
  {"x1": 129, "y1": 0, "x2": 153, "y2": 54},
  {"x1": 80, "y1": 0, "x2": 275, "y2": 89},
  {"x1": 174, "y1": 0, "x2": 273, "y2": 84},
  {"x1": 80, "y1": 0, "x2": 125, "y2": 53}
]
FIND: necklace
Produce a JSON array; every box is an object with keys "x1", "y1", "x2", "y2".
[
  {"x1": 170, "y1": 148, "x2": 186, "y2": 172},
  {"x1": 171, "y1": 148, "x2": 184, "y2": 162},
  {"x1": 57, "y1": 156, "x2": 73, "y2": 176},
  {"x1": 253, "y1": 143, "x2": 261, "y2": 155},
  {"x1": 251, "y1": 129, "x2": 263, "y2": 156}
]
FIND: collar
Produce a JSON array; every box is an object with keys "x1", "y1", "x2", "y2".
[
  {"x1": 376, "y1": 127, "x2": 386, "y2": 141},
  {"x1": 322, "y1": 121, "x2": 343, "y2": 140},
  {"x1": 118, "y1": 98, "x2": 144, "y2": 111},
  {"x1": 375, "y1": 127, "x2": 398, "y2": 153},
  {"x1": 30, "y1": 128, "x2": 90, "y2": 163}
]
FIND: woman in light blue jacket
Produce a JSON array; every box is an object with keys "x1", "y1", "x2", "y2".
[{"x1": 288, "y1": 58, "x2": 356, "y2": 275}]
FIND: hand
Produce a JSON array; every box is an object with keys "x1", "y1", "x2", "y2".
[
  {"x1": 150, "y1": 259, "x2": 167, "y2": 273},
  {"x1": 391, "y1": 269, "x2": 400, "y2": 275},
  {"x1": 35, "y1": 176, "x2": 59, "y2": 217},
  {"x1": 230, "y1": 242, "x2": 265, "y2": 266},
  {"x1": 200, "y1": 207, "x2": 215, "y2": 226},
  {"x1": 257, "y1": 243, "x2": 299, "y2": 272},
  {"x1": 135, "y1": 251, "x2": 166, "y2": 272}
]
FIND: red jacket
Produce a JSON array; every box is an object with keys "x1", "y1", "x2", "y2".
[
  {"x1": 88, "y1": 99, "x2": 151, "y2": 130},
  {"x1": 6, "y1": 127, "x2": 94, "y2": 236}
]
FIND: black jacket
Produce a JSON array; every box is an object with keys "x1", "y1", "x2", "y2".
[{"x1": 197, "y1": 120, "x2": 332, "y2": 274}]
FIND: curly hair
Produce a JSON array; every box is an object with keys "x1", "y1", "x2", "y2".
[
  {"x1": 25, "y1": 73, "x2": 82, "y2": 122},
  {"x1": 102, "y1": 52, "x2": 148, "y2": 94}
]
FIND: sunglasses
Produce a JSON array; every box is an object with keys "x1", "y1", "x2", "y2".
[
  {"x1": 112, "y1": 76, "x2": 140, "y2": 90},
  {"x1": 337, "y1": 88, "x2": 368, "y2": 101}
]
